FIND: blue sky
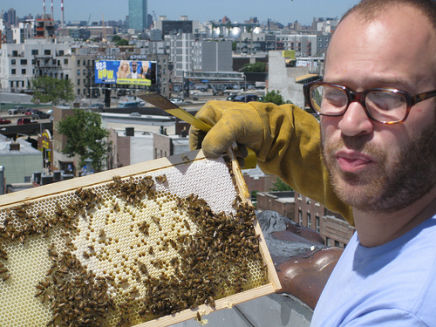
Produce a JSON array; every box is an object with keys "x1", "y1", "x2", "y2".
[{"x1": 1, "y1": 0, "x2": 360, "y2": 25}]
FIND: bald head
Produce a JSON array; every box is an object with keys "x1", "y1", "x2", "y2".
[{"x1": 325, "y1": 2, "x2": 436, "y2": 89}]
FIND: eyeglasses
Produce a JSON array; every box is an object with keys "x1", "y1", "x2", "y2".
[{"x1": 305, "y1": 81, "x2": 436, "y2": 125}]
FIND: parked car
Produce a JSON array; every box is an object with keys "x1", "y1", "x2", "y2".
[
  {"x1": 232, "y1": 94, "x2": 261, "y2": 103},
  {"x1": 193, "y1": 83, "x2": 209, "y2": 92},
  {"x1": 23, "y1": 109, "x2": 51, "y2": 119},
  {"x1": 90, "y1": 103, "x2": 104, "y2": 109},
  {"x1": 170, "y1": 98, "x2": 184, "y2": 105},
  {"x1": 17, "y1": 118, "x2": 36, "y2": 125},
  {"x1": 33, "y1": 109, "x2": 51, "y2": 119},
  {"x1": 8, "y1": 108, "x2": 19, "y2": 115},
  {"x1": 226, "y1": 94, "x2": 238, "y2": 101},
  {"x1": 0, "y1": 118, "x2": 11, "y2": 125}
]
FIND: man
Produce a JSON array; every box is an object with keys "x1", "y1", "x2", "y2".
[
  {"x1": 127, "y1": 61, "x2": 139, "y2": 79},
  {"x1": 190, "y1": 0, "x2": 436, "y2": 325}
]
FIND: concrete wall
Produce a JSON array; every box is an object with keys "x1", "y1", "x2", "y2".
[
  {"x1": 130, "y1": 135, "x2": 154, "y2": 164},
  {"x1": 267, "y1": 51, "x2": 309, "y2": 107},
  {"x1": 0, "y1": 154, "x2": 42, "y2": 184}
]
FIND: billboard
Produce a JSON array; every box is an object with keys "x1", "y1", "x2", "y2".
[{"x1": 95, "y1": 60, "x2": 157, "y2": 86}]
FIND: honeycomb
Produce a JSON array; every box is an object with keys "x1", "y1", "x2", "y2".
[{"x1": 0, "y1": 154, "x2": 273, "y2": 327}]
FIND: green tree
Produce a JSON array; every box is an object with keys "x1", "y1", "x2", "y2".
[
  {"x1": 112, "y1": 35, "x2": 122, "y2": 43},
  {"x1": 262, "y1": 90, "x2": 284, "y2": 105},
  {"x1": 115, "y1": 38, "x2": 129, "y2": 46},
  {"x1": 240, "y1": 62, "x2": 266, "y2": 73},
  {"x1": 57, "y1": 109, "x2": 109, "y2": 172},
  {"x1": 31, "y1": 76, "x2": 74, "y2": 104},
  {"x1": 270, "y1": 178, "x2": 293, "y2": 191}
]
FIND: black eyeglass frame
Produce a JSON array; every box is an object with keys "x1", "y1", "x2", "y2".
[{"x1": 304, "y1": 81, "x2": 436, "y2": 125}]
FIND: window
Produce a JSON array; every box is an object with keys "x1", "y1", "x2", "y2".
[
  {"x1": 298, "y1": 209, "x2": 303, "y2": 225},
  {"x1": 31, "y1": 49, "x2": 39, "y2": 55},
  {"x1": 58, "y1": 50, "x2": 64, "y2": 56},
  {"x1": 44, "y1": 49, "x2": 51, "y2": 55},
  {"x1": 12, "y1": 50, "x2": 18, "y2": 56},
  {"x1": 11, "y1": 69, "x2": 16, "y2": 75},
  {"x1": 334, "y1": 240, "x2": 340, "y2": 247},
  {"x1": 64, "y1": 59, "x2": 68, "y2": 65},
  {"x1": 20, "y1": 59, "x2": 27, "y2": 65},
  {"x1": 22, "y1": 69, "x2": 26, "y2": 74},
  {"x1": 11, "y1": 59, "x2": 16, "y2": 65},
  {"x1": 77, "y1": 69, "x2": 81, "y2": 76},
  {"x1": 325, "y1": 237, "x2": 330, "y2": 247},
  {"x1": 77, "y1": 79, "x2": 80, "y2": 85},
  {"x1": 307, "y1": 212, "x2": 311, "y2": 229},
  {"x1": 315, "y1": 215, "x2": 320, "y2": 233}
]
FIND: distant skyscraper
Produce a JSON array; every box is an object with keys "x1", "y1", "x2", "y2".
[
  {"x1": 5, "y1": 8, "x2": 17, "y2": 26},
  {"x1": 129, "y1": 0, "x2": 147, "y2": 31}
]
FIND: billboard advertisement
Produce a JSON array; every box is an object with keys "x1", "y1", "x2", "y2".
[{"x1": 95, "y1": 60, "x2": 157, "y2": 86}]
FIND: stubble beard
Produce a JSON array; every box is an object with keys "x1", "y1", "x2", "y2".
[{"x1": 321, "y1": 122, "x2": 436, "y2": 213}]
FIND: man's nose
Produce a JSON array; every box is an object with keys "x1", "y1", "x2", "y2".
[{"x1": 337, "y1": 101, "x2": 374, "y2": 136}]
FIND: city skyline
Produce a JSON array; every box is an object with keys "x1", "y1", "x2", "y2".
[{"x1": 1, "y1": 0, "x2": 360, "y2": 25}]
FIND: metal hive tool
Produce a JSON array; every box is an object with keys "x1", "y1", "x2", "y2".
[{"x1": 0, "y1": 151, "x2": 281, "y2": 327}]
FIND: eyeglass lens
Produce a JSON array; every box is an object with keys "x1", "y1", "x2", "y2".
[{"x1": 310, "y1": 85, "x2": 408, "y2": 123}]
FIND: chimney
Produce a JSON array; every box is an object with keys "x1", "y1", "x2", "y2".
[
  {"x1": 61, "y1": 0, "x2": 64, "y2": 26},
  {"x1": 9, "y1": 143, "x2": 20, "y2": 151},
  {"x1": 125, "y1": 127, "x2": 134, "y2": 136}
]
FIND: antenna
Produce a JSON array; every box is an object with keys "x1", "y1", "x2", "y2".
[
  {"x1": 43, "y1": 0, "x2": 46, "y2": 15},
  {"x1": 51, "y1": 0, "x2": 54, "y2": 19}
]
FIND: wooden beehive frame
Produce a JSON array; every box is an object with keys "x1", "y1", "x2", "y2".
[{"x1": 0, "y1": 150, "x2": 281, "y2": 327}]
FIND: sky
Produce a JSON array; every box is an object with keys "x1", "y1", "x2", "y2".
[{"x1": 1, "y1": 0, "x2": 361, "y2": 25}]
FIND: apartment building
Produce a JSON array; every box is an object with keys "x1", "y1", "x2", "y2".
[
  {"x1": 275, "y1": 33, "x2": 318, "y2": 57},
  {"x1": 0, "y1": 39, "x2": 71, "y2": 92}
]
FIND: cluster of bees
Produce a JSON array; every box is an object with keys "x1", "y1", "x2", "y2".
[
  {"x1": 0, "y1": 165, "x2": 267, "y2": 327},
  {"x1": 37, "y1": 247, "x2": 114, "y2": 327}
]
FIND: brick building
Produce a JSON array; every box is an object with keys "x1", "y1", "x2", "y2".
[{"x1": 257, "y1": 190, "x2": 355, "y2": 247}]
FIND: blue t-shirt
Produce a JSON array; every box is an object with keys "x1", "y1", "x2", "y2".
[{"x1": 311, "y1": 214, "x2": 436, "y2": 326}]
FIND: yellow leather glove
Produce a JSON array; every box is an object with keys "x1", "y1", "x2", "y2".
[{"x1": 189, "y1": 100, "x2": 353, "y2": 225}]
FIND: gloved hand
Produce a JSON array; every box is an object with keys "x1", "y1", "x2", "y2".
[
  {"x1": 189, "y1": 100, "x2": 267, "y2": 165},
  {"x1": 189, "y1": 100, "x2": 354, "y2": 225}
]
